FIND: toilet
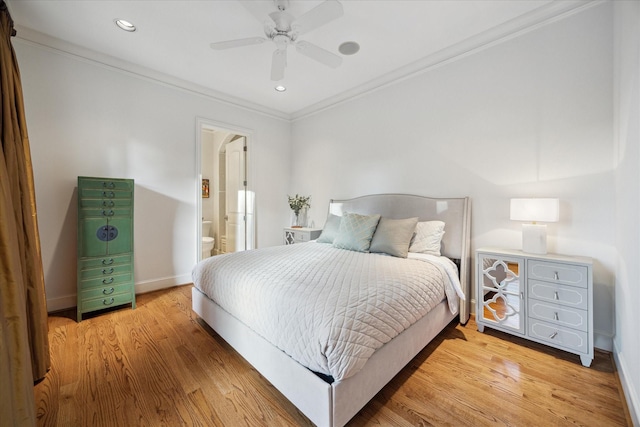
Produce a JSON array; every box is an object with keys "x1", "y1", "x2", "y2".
[{"x1": 202, "y1": 220, "x2": 215, "y2": 259}]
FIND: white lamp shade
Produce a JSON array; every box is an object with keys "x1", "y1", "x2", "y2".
[{"x1": 510, "y1": 198, "x2": 559, "y2": 223}]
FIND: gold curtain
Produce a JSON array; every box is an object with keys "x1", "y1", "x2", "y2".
[{"x1": 0, "y1": 1, "x2": 50, "y2": 425}]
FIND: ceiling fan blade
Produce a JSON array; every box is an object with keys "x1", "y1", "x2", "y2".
[
  {"x1": 271, "y1": 49, "x2": 287, "y2": 81},
  {"x1": 293, "y1": 0, "x2": 343, "y2": 36},
  {"x1": 295, "y1": 41, "x2": 342, "y2": 68},
  {"x1": 210, "y1": 37, "x2": 266, "y2": 50}
]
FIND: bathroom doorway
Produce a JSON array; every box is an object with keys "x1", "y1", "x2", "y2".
[{"x1": 197, "y1": 119, "x2": 254, "y2": 261}]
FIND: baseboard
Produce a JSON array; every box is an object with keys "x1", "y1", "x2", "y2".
[
  {"x1": 614, "y1": 342, "x2": 639, "y2": 427},
  {"x1": 46, "y1": 274, "x2": 192, "y2": 313}
]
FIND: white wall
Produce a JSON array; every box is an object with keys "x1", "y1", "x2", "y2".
[
  {"x1": 291, "y1": 4, "x2": 616, "y2": 350},
  {"x1": 14, "y1": 38, "x2": 292, "y2": 311},
  {"x1": 613, "y1": 1, "x2": 640, "y2": 424}
]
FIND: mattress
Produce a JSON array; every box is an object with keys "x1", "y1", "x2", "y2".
[{"x1": 192, "y1": 242, "x2": 463, "y2": 382}]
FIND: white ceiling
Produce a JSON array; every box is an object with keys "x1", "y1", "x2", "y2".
[{"x1": 7, "y1": 0, "x2": 589, "y2": 119}]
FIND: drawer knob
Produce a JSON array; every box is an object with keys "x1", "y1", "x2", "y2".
[
  {"x1": 554, "y1": 291, "x2": 559, "y2": 300},
  {"x1": 102, "y1": 191, "x2": 115, "y2": 198},
  {"x1": 549, "y1": 331, "x2": 558, "y2": 339},
  {"x1": 103, "y1": 297, "x2": 115, "y2": 306},
  {"x1": 554, "y1": 271, "x2": 559, "y2": 280},
  {"x1": 103, "y1": 287, "x2": 115, "y2": 295},
  {"x1": 102, "y1": 209, "x2": 115, "y2": 217},
  {"x1": 102, "y1": 268, "x2": 114, "y2": 275},
  {"x1": 102, "y1": 258, "x2": 114, "y2": 266},
  {"x1": 102, "y1": 277, "x2": 114, "y2": 285},
  {"x1": 554, "y1": 312, "x2": 559, "y2": 321},
  {"x1": 103, "y1": 181, "x2": 116, "y2": 189},
  {"x1": 102, "y1": 200, "x2": 115, "y2": 208}
]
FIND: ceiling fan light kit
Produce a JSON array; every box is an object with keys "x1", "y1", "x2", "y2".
[{"x1": 210, "y1": 0, "x2": 344, "y2": 81}]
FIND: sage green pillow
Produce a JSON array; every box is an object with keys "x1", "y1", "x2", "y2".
[
  {"x1": 316, "y1": 214, "x2": 342, "y2": 243},
  {"x1": 370, "y1": 217, "x2": 419, "y2": 258},
  {"x1": 332, "y1": 212, "x2": 381, "y2": 252}
]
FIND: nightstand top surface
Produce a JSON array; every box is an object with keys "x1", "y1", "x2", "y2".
[{"x1": 476, "y1": 247, "x2": 592, "y2": 265}]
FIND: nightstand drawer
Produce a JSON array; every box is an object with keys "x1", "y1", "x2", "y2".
[
  {"x1": 528, "y1": 319, "x2": 588, "y2": 353},
  {"x1": 528, "y1": 260, "x2": 588, "y2": 288},
  {"x1": 528, "y1": 280, "x2": 587, "y2": 310},
  {"x1": 527, "y1": 299, "x2": 588, "y2": 332}
]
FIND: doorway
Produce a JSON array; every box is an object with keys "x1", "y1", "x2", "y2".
[{"x1": 197, "y1": 119, "x2": 254, "y2": 261}]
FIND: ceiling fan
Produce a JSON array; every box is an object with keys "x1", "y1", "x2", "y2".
[{"x1": 210, "y1": 0, "x2": 344, "y2": 81}]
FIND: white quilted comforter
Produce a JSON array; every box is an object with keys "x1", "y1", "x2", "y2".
[{"x1": 192, "y1": 242, "x2": 463, "y2": 381}]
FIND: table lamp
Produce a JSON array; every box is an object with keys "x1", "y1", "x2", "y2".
[{"x1": 510, "y1": 198, "x2": 559, "y2": 254}]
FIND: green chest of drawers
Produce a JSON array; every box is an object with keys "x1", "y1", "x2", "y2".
[{"x1": 77, "y1": 176, "x2": 135, "y2": 321}]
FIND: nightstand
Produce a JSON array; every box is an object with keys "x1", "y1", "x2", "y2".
[
  {"x1": 476, "y1": 247, "x2": 593, "y2": 367},
  {"x1": 284, "y1": 227, "x2": 322, "y2": 245}
]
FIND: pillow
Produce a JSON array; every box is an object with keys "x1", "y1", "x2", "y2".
[
  {"x1": 369, "y1": 217, "x2": 419, "y2": 258},
  {"x1": 332, "y1": 212, "x2": 381, "y2": 252},
  {"x1": 316, "y1": 213, "x2": 342, "y2": 243},
  {"x1": 409, "y1": 221, "x2": 446, "y2": 255}
]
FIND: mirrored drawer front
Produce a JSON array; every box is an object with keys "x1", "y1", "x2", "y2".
[
  {"x1": 79, "y1": 179, "x2": 133, "y2": 191},
  {"x1": 528, "y1": 281, "x2": 587, "y2": 310},
  {"x1": 81, "y1": 293, "x2": 133, "y2": 312},
  {"x1": 528, "y1": 319, "x2": 588, "y2": 353},
  {"x1": 81, "y1": 272, "x2": 132, "y2": 289},
  {"x1": 528, "y1": 260, "x2": 588, "y2": 288},
  {"x1": 79, "y1": 254, "x2": 132, "y2": 270},
  {"x1": 81, "y1": 283, "x2": 132, "y2": 300},
  {"x1": 79, "y1": 264, "x2": 132, "y2": 280},
  {"x1": 527, "y1": 299, "x2": 588, "y2": 332}
]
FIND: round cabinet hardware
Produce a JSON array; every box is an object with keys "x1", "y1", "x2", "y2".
[
  {"x1": 103, "y1": 181, "x2": 116, "y2": 189},
  {"x1": 103, "y1": 287, "x2": 115, "y2": 295},
  {"x1": 102, "y1": 258, "x2": 114, "y2": 265},
  {"x1": 102, "y1": 277, "x2": 114, "y2": 285},
  {"x1": 103, "y1": 297, "x2": 115, "y2": 306}
]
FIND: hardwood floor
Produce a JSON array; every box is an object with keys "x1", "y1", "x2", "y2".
[{"x1": 36, "y1": 285, "x2": 630, "y2": 426}]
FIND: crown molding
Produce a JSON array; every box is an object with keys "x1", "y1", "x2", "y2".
[
  {"x1": 13, "y1": 25, "x2": 292, "y2": 122},
  {"x1": 291, "y1": 0, "x2": 605, "y2": 121}
]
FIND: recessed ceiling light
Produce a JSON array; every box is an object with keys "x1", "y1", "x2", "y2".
[
  {"x1": 338, "y1": 41, "x2": 360, "y2": 55},
  {"x1": 275, "y1": 85, "x2": 286, "y2": 92},
  {"x1": 115, "y1": 19, "x2": 136, "y2": 32}
]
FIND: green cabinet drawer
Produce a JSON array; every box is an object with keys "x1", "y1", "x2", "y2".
[
  {"x1": 80, "y1": 292, "x2": 134, "y2": 312},
  {"x1": 79, "y1": 263, "x2": 131, "y2": 280},
  {"x1": 79, "y1": 254, "x2": 132, "y2": 270},
  {"x1": 81, "y1": 283, "x2": 132, "y2": 300},
  {"x1": 78, "y1": 177, "x2": 133, "y2": 191},
  {"x1": 79, "y1": 188, "x2": 133, "y2": 200},
  {"x1": 79, "y1": 206, "x2": 132, "y2": 219},
  {"x1": 81, "y1": 272, "x2": 132, "y2": 289}
]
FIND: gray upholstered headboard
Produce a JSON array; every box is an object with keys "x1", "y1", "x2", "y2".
[{"x1": 328, "y1": 194, "x2": 471, "y2": 323}]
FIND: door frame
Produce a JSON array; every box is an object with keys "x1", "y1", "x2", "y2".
[{"x1": 195, "y1": 117, "x2": 254, "y2": 261}]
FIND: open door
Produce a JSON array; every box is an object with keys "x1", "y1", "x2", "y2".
[{"x1": 225, "y1": 137, "x2": 247, "y2": 252}]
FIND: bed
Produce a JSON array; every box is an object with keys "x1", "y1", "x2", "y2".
[{"x1": 191, "y1": 194, "x2": 471, "y2": 427}]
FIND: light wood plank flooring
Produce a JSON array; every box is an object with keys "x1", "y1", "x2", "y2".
[{"x1": 35, "y1": 285, "x2": 630, "y2": 426}]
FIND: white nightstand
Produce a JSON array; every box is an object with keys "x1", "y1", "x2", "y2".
[
  {"x1": 284, "y1": 227, "x2": 322, "y2": 245},
  {"x1": 476, "y1": 247, "x2": 593, "y2": 367}
]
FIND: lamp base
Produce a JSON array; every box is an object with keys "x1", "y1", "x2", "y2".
[{"x1": 522, "y1": 223, "x2": 547, "y2": 254}]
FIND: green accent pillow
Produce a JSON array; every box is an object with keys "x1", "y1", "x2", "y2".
[
  {"x1": 316, "y1": 214, "x2": 342, "y2": 243},
  {"x1": 332, "y1": 212, "x2": 381, "y2": 252},
  {"x1": 370, "y1": 217, "x2": 419, "y2": 258}
]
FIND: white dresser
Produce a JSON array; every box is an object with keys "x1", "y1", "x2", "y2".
[
  {"x1": 283, "y1": 227, "x2": 322, "y2": 245},
  {"x1": 476, "y1": 247, "x2": 593, "y2": 367}
]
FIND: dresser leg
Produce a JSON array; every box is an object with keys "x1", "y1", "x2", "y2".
[
  {"x1": 477, "y1": 324, "x2": 484, "y2": 333},
  {"x1": 580, "y1": 355, "x2": 593, "y2": 367}
]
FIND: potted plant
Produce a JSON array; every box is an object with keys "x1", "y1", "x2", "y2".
[{"x1": 288, "y1": 194, "x2": 311, "y2": 228}]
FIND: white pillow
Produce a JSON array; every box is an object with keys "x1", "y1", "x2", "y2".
[{"x1": 409, "y1": 221, "x2": 445, "y2": 255}]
